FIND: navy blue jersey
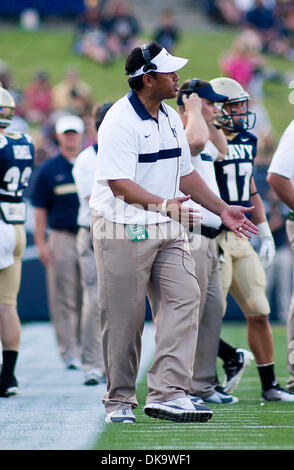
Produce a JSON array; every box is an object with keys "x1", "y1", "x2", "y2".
[
  {"x1": 0, "y1": 131, "x2": 34, "y2": 203},
  {"x1": 214, "y1": 130, "x2": 257, "y2": 207},
  {"x1": 30, "y1": 153, "x2": 79, "y2": 232}
]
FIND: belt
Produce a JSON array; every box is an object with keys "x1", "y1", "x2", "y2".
[
  {"x1": 52, "y1": 227, "x2": 79, "y2": 235},
  {"x1": 200, "y1": 224, "x2": 224, "y2": 239},
  {"x1": 288, "y1": 211, "x2": 294, "y2": 222}
]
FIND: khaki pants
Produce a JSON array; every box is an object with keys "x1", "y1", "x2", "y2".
[
  {"x1": 76, "y1": 227, "x2": 104, "y2": 373},
  {"x1": 190, "y1": 235, "x2": 223, "y2": 398},
  {"x1": 286, "y1": 219, "x2": 294, "y2": 388},
  {"x1": 217, "y1": 231, "x2": 270, "y2": 317},
  {"x1": 91, "y1": 213, "x2": 200, "y2": 412},
  {"x1": 47, "y1": 230, "x2": 82, "y2": 363}
]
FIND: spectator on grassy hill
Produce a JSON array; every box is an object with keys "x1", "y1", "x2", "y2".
[
  {"x1": 73, "y1": 5, "x2": 112, "y2": 65},
  {"x1": 52, "y1": 65, "x2": 93, "y2": 115},
  {"x1": 102, "y1": 0, "x2": 140, "y2": 59},
  {"x1": 215, "y1": 0, "x2": 243, "y2": 25},
  {"x1": 153, "y1": 9, "x2": 180, "y2": 54},
  {"x1": 269, "y1": 4, "x2": 294, "y2": 60},
  {"x1": 23, "y1": 69, "x2": 52, "y2": 125},
  {"x1": 200, "y1": 0, "x2": 244, "y2": 25},
  {"x1": 245, "y1": 0, "x2": 283, "y2": 52},
  {"x1": 0, "y1": 61, "x2": 25, "y2": 121},
  {"x1": 219, "y1": 29, "x2": 287, "y2": 99},
  {"x1": 220, "y1": 29, "x2": 265, "y2": 92}
]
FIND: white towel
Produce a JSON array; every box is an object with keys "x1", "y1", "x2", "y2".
[{"x1": 0, "y1": 220, "x2": 16, "y2": 269}]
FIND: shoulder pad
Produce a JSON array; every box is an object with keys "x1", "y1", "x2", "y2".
[{"x1": 23, "y1": 133, "x2": 34, "y2": 144}]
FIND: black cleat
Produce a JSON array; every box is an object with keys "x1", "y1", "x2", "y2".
[
  {"x1": 222, "y1": 348, "x2": 254, "y2": 394},
  {"x1": 0, "y1": 375, "x2": 19, "y2": 397}
]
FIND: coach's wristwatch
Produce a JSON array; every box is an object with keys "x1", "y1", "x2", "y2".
[{"x1": 160, "y1": 199, "x2": 169, "y2": 216}]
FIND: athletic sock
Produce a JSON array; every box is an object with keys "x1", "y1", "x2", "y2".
[
  {"x1": 218, "y1": 339, "x2": 239, "y2": 362},
  {"x1": 0, "y1": 350, "x2": 18, "y2": 379},
  {"x1": 256, "y1": 363, "x2": 276, "y2": 391}
]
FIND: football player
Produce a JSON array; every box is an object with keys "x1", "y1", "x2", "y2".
[
  {"x1": 0, "y1": 84, "x2": 34, "y2": 397},
  {"x1": 211, "y1": 76, "x2": 294, "y2": 401}
]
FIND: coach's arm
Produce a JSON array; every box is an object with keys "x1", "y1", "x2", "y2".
[{"x1": 267, "y1": 173, "x2": 294, "y2": 211}]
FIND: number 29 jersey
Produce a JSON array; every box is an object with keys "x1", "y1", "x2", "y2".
[
  {"x1": 214, "y1": 130, "x2": 257, "y2": 207},
  {"x1": 0, "y1": 131, "x2": 34, "y2": 204}
]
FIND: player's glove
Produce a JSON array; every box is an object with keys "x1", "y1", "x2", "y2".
[{"x1": 257, "y1": 221, "x2": 276, "y2": 270}]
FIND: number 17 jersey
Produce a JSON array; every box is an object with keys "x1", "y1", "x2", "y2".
[{"x1": 214, "y1": 130, "x2": 257, "y2": 207}]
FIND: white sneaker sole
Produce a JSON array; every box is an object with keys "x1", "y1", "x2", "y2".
[
  {"x1": 105, "y1": 411, "x2": 136, "y2": 424},
  {"x1": 144, "y1": 403, "x2": 213, "y2": 423},
  {"x1": 105, "y1": 416, "x2": 135, "y2": 423}
]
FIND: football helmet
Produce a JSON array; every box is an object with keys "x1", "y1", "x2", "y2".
[
  {"x1": 210, "y1": 77, "x2": 256, "y2": 132},
  {"x1": 0, "y1": 84, "x2": 15, "y2": 128}
]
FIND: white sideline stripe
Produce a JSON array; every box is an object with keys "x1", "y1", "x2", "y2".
[{"x1": 0, "y1": 321, "x2": 155, "y2": 450}]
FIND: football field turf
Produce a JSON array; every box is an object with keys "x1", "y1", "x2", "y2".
[{"x1": 95, "y1": 322, "x2": 294, "y2": 451}]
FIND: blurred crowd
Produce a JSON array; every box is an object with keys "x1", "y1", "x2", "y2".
[
  {"x1": 72, "y1": 1, "x2": 181, "y2": 64},
  {"x1": 73, "y1": 0, "x2": 141, "y2": 65},
  {"x1": 0, "y1": 2, "x2": 181, "y2": 169},
  {"x1": 201, "y1": 0, "x2": 294, "y2": 61}
]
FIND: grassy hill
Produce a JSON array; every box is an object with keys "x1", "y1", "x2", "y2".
[{"x1": 0, "y1": 27, "x2": 293, "y2": 140}]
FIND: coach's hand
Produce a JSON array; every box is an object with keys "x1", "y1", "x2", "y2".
[
  {"x1": 220, "y1": 205, "x2": 259, "y2": 239},
  {"x1": 165, "y1": 195, "x2": 202, "y2": 227}
]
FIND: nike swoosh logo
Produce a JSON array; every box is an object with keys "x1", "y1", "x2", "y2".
[
  {"x1": 145, "y1": 134, "x2": 151, "y2": 138},
  {"x1": 241, "y1": 138, "x2": 250, "y2": 142}
]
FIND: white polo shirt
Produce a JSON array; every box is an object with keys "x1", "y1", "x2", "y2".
[
  {"x1": 72, "y1": 143, "x2": 98, "y2": 228},
  {"x1": 89, "y1": 90, "x2": 194, "y2": 225},
  {"x1": 181, "y1": 141, "x2": 222, "y2": 229},
  {"x1": 191, "y1": 141, "x2": 222, "y2": 229},
  {"x1": 267, "y1": 119, "x2": 294, "y2": 186}
]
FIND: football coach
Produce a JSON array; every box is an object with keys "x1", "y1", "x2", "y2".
[{"x1": 89, "y1": 42, "x2": 258, "y2": 424}]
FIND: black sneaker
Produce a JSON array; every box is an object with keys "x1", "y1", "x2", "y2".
[
  {"x1": 222, "y1": 348, "x2": 254, "y2": 394},
  {"x1": 0, "y1": 375, "x2": 19, "y2": 397}
]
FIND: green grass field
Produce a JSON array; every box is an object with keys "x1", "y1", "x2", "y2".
[{"x1": 95, "y1": 322, "x2": 294, "y2": 451}]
